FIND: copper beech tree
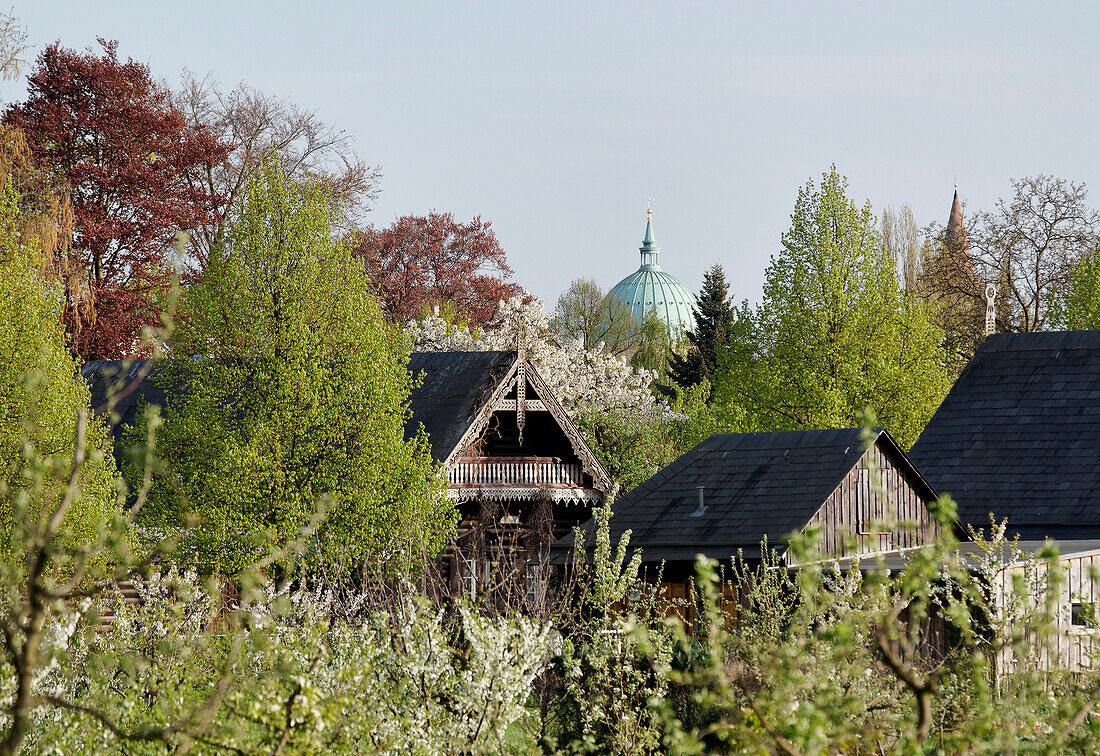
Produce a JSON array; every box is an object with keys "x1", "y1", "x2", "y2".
[
  {"x1": 354, "y1": 212, "x2": 524, "y2": 327},
  {"x1": 4, "y1": 40, "x2": 228, "y2": 360}
]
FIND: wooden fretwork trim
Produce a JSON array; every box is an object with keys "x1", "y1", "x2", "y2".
[{"x1": 493, "y1": 399, "x2": 547, "y2": 412}]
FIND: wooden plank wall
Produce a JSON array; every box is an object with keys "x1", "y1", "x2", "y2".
[
  {"x1": 807, "y1": 444, "x2": 940, "y2": 559},
  {"x1": 995, "y1": 553, "x2": 1100, "y2": 674}
]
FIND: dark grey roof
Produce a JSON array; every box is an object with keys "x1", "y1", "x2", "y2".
[
  {"x1": 82, "y1": 359, "x2": 171, "y2": 431},
  {"x1": 405, "y1": 351, "x2": 514, "y2": 463},
  {"x1": 555, "y1": 428, "x2": 924, "y2": 562},
  {"x1": 82, "y1": 352, "x2": 516, "y2": 466},
  {"x1": 909, "y1": 330, "x2": 1100, "y2": 541}
]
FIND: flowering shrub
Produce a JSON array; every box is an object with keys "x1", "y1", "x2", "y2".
[
  {"x1": 20, "y1": 572, "x2": 553, "y2": 754},
  {"x1": 407, "y1": 295, "x2": 669, "y2": 423}
]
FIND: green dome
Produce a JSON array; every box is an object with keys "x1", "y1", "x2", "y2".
[{"x1": 609, "y1": 214, "x2": 696, "y2": 333}]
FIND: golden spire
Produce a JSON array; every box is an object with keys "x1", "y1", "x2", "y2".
[{"x1": 646, "y1": 195, "x2": 653, "y2": 220}]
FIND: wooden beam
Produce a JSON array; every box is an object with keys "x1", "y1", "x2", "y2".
[{"x1": 493, "y1": 399, "x2": 547, "y2": 412}]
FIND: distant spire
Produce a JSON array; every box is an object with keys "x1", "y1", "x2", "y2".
[
  {"x1": 946, "y1": 180, "x2": 975, "y2": 275},
  {"x1": 640, "y1": 202, "x2": 660, "y2": 268}
]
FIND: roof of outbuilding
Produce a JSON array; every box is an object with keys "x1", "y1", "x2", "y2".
[
  {"x1": 909, "y1": 330, "x2": 1100, "y2": 540},
  {"x1": 555, "y1": 427, "x2": 930, "y2": 561},
  {"x1": 405, "y1": 351, "x2": 514, "y2": 463}
]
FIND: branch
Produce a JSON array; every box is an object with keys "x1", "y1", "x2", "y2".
[{"x1": 873, "y1": 600, "x2": 937, "y2": 744}]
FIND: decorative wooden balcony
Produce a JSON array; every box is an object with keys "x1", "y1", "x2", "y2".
[{"x1": 449, "y1": 456, "x2": 585, "y2": 489}]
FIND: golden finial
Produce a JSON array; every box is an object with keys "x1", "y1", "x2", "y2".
[{"x1": 646, "y1": 196, "x2": 653, "y2": 220}]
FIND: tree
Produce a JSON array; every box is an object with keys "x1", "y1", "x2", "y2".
[
  {"x1": 918, "y1": 194, "x2": 985, "y2": 366},
  {"x1": 0, "y1": 178, "x2": 118, "y2": 565},
  {"x1": 882, "y1": 204, "x2": 922, "y2": 292},
  {"x1": 174, "y1": 72, "x2": 381, "y2": 265},
  {"x1": 629, "y1": 306, "x2": 673, "y2": 374},
  {"x1": 4, "y1": 40, "x2": 228, "y2": 360},
  {"x1": 354, "y1": 212, "x2": 524, "y2": 328},
  {"x1": 663, "y1": 263, "x2": 735, "y2": 396},
  {"x1": 0, "y1": 10, "x2": 27, "y2": 84},
  {"x1": 1049, "y1": 248, "x2": 1100, "y2": 330},
  {"x1": 133, "y1": 164, "x2": 453, "y2": 576},
  {"x1": 551, "y1": 277, "x2": 641, "y2": 355},
  {"x1": 717, "y1": 167, "x2": 951, "y2": 448},
  {"x1": 963, "y1": 175, "x2": 1099, "y2": 332}
]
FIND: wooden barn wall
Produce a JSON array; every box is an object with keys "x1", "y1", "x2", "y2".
[
  {"x1": 807, "y1": 444, "x2": 940, "y2": 559},
  {"x1": 995, "y1": 553, "x2": 1100, "y2": 675}
]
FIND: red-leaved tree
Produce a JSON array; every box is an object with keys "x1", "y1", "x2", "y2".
[
  {"x1": 354, "y1": 212, "x2": 524, "y2": 327},
  {"x1": 4, "y1": 39, "x2": 228, "y2": 359}
]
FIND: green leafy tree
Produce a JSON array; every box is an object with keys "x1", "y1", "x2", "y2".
[
  {"x1": 134, "y1": 164, "x2": 453, "y2": 577},
  {"x1": 1050, "y1": 248, "x2": 1100, "y2": 330},
  {"x1": 663, "y1": 263, "x2": 735, "y2": 396},
  {"x1": 0, "y1": 177, "x2": 118, "y2": 564},
  {"x1": 629, "y1": 306, "x2": 672, "y2": 374},
  {"x1": 717, "y1": 167, "x2": 951, "y2": 448},
  {"x1": 552, "y1": 277, "x2": 642, "y2": 355}
]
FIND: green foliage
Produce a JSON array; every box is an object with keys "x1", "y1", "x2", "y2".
[
  {"x1": 663, "y1": 263, "x2": 735, "y2": 396},
  {"x1": 576, "y1": 382, "x2": 720, "y2": 493},
  {"x1": 24, "y1": 572, "x2": 553, "y2": 754},
  {"x1": 630, "y1": 306, "x2": 673, "y2": 374},
  {"x1": 714, "y1": 166, "x2": 952, "y2": 448},
  {"x1": 0, "y1": 177, "x2": 119, "y2": 565},
  {"x1": 132, "y1": 164, "x2": 453, "y2": 577},
  {"x1": 1050, "y1": 248, "x2": 1100, "y2": 330},
  {"x1": 552, "y1": 277, "x2": 642, "y2": 356},
  {"x1": 633, "y1": 496, "x2": 1100, "y2": 754},
  {"x1": 545, "y1": 504, "x2": 674, "y2": 754}
]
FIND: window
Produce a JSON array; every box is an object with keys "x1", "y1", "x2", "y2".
[{"x1": 1072, "y1": 601, "x2": 1096, "y2": 628}]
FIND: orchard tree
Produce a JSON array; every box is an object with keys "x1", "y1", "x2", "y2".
[
  {"x1": 133, "y1": 164, "x2": 452, "y2": 577},
  {"x1": 355, "y1": 211, "x2": 523, "y2": 327},
  {"x1": 663, "y1": 263, "x2": 735, "y2": 396},
  {"x1": 4, "y1": 40, "x2": 228, "y2": 359},
  {"x1": 174, "y1": 72, "x2": 381, "y2": 264},
  {"x1": 551, "y1": 277, "x2": 641, "y2": 355},
  {"x1": 717, "y1": 167, "x2": 952, "y2": 448}
]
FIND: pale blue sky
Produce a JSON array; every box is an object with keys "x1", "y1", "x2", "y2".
[{"x1": 9, "y1": 2, "x2": 1100, "y2": 307}]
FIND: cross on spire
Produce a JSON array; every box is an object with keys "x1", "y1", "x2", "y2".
[{"x1": 646, "y1": 196, "x2": 653, "y2": 220}]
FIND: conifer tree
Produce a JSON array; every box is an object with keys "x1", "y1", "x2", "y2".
[{"x1": 663, "y1": 263, "x2": 735, "y2": 395}]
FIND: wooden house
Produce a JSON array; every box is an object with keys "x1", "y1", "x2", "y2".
[
  {"x1": 553, "y1": 428, "x2": 941, "y2": 610},
  {"x1": 909, "y1": 330, "x2": 1100, "y2": 669},
  {"x1": 82, "y1": 350, "x2": 612, "y2": 599},
  {"x1": 402, "y1": 351, "x2": 612, "y2": 597}
]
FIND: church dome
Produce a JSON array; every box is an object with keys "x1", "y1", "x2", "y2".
[{"x1": 609, "y1": 211, "x2": 696, "y2": 333}]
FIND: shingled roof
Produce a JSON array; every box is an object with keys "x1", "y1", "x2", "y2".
[
  {"x1": 81, "y1": 352, "x2": 515, "y2": 463},
  {"x1": 555, "y1": 427, "x2": 930, "y2": 562},
  {"x1": 405, "y1": 351, "x2": 514, "y2": 463},
  {"x1": 909, "y1": 330, "x2": 1100, "y2": 540}
]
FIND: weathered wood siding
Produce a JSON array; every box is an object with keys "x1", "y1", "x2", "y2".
[
  {"x1": 807, "y1": 443, "x2": 940, "y2": 559},
  {"x1": 994, "y1": 552, "x2": 1100, "y2": 674}
]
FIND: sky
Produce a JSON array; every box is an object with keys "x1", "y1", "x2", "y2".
[{"x1": 7, "y1": 2, "x2": 1100, "y2": 308}]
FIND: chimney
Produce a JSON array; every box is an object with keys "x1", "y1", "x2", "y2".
[{"x1": 690, "y1": 485, "x2": 707, "y2": 517}]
